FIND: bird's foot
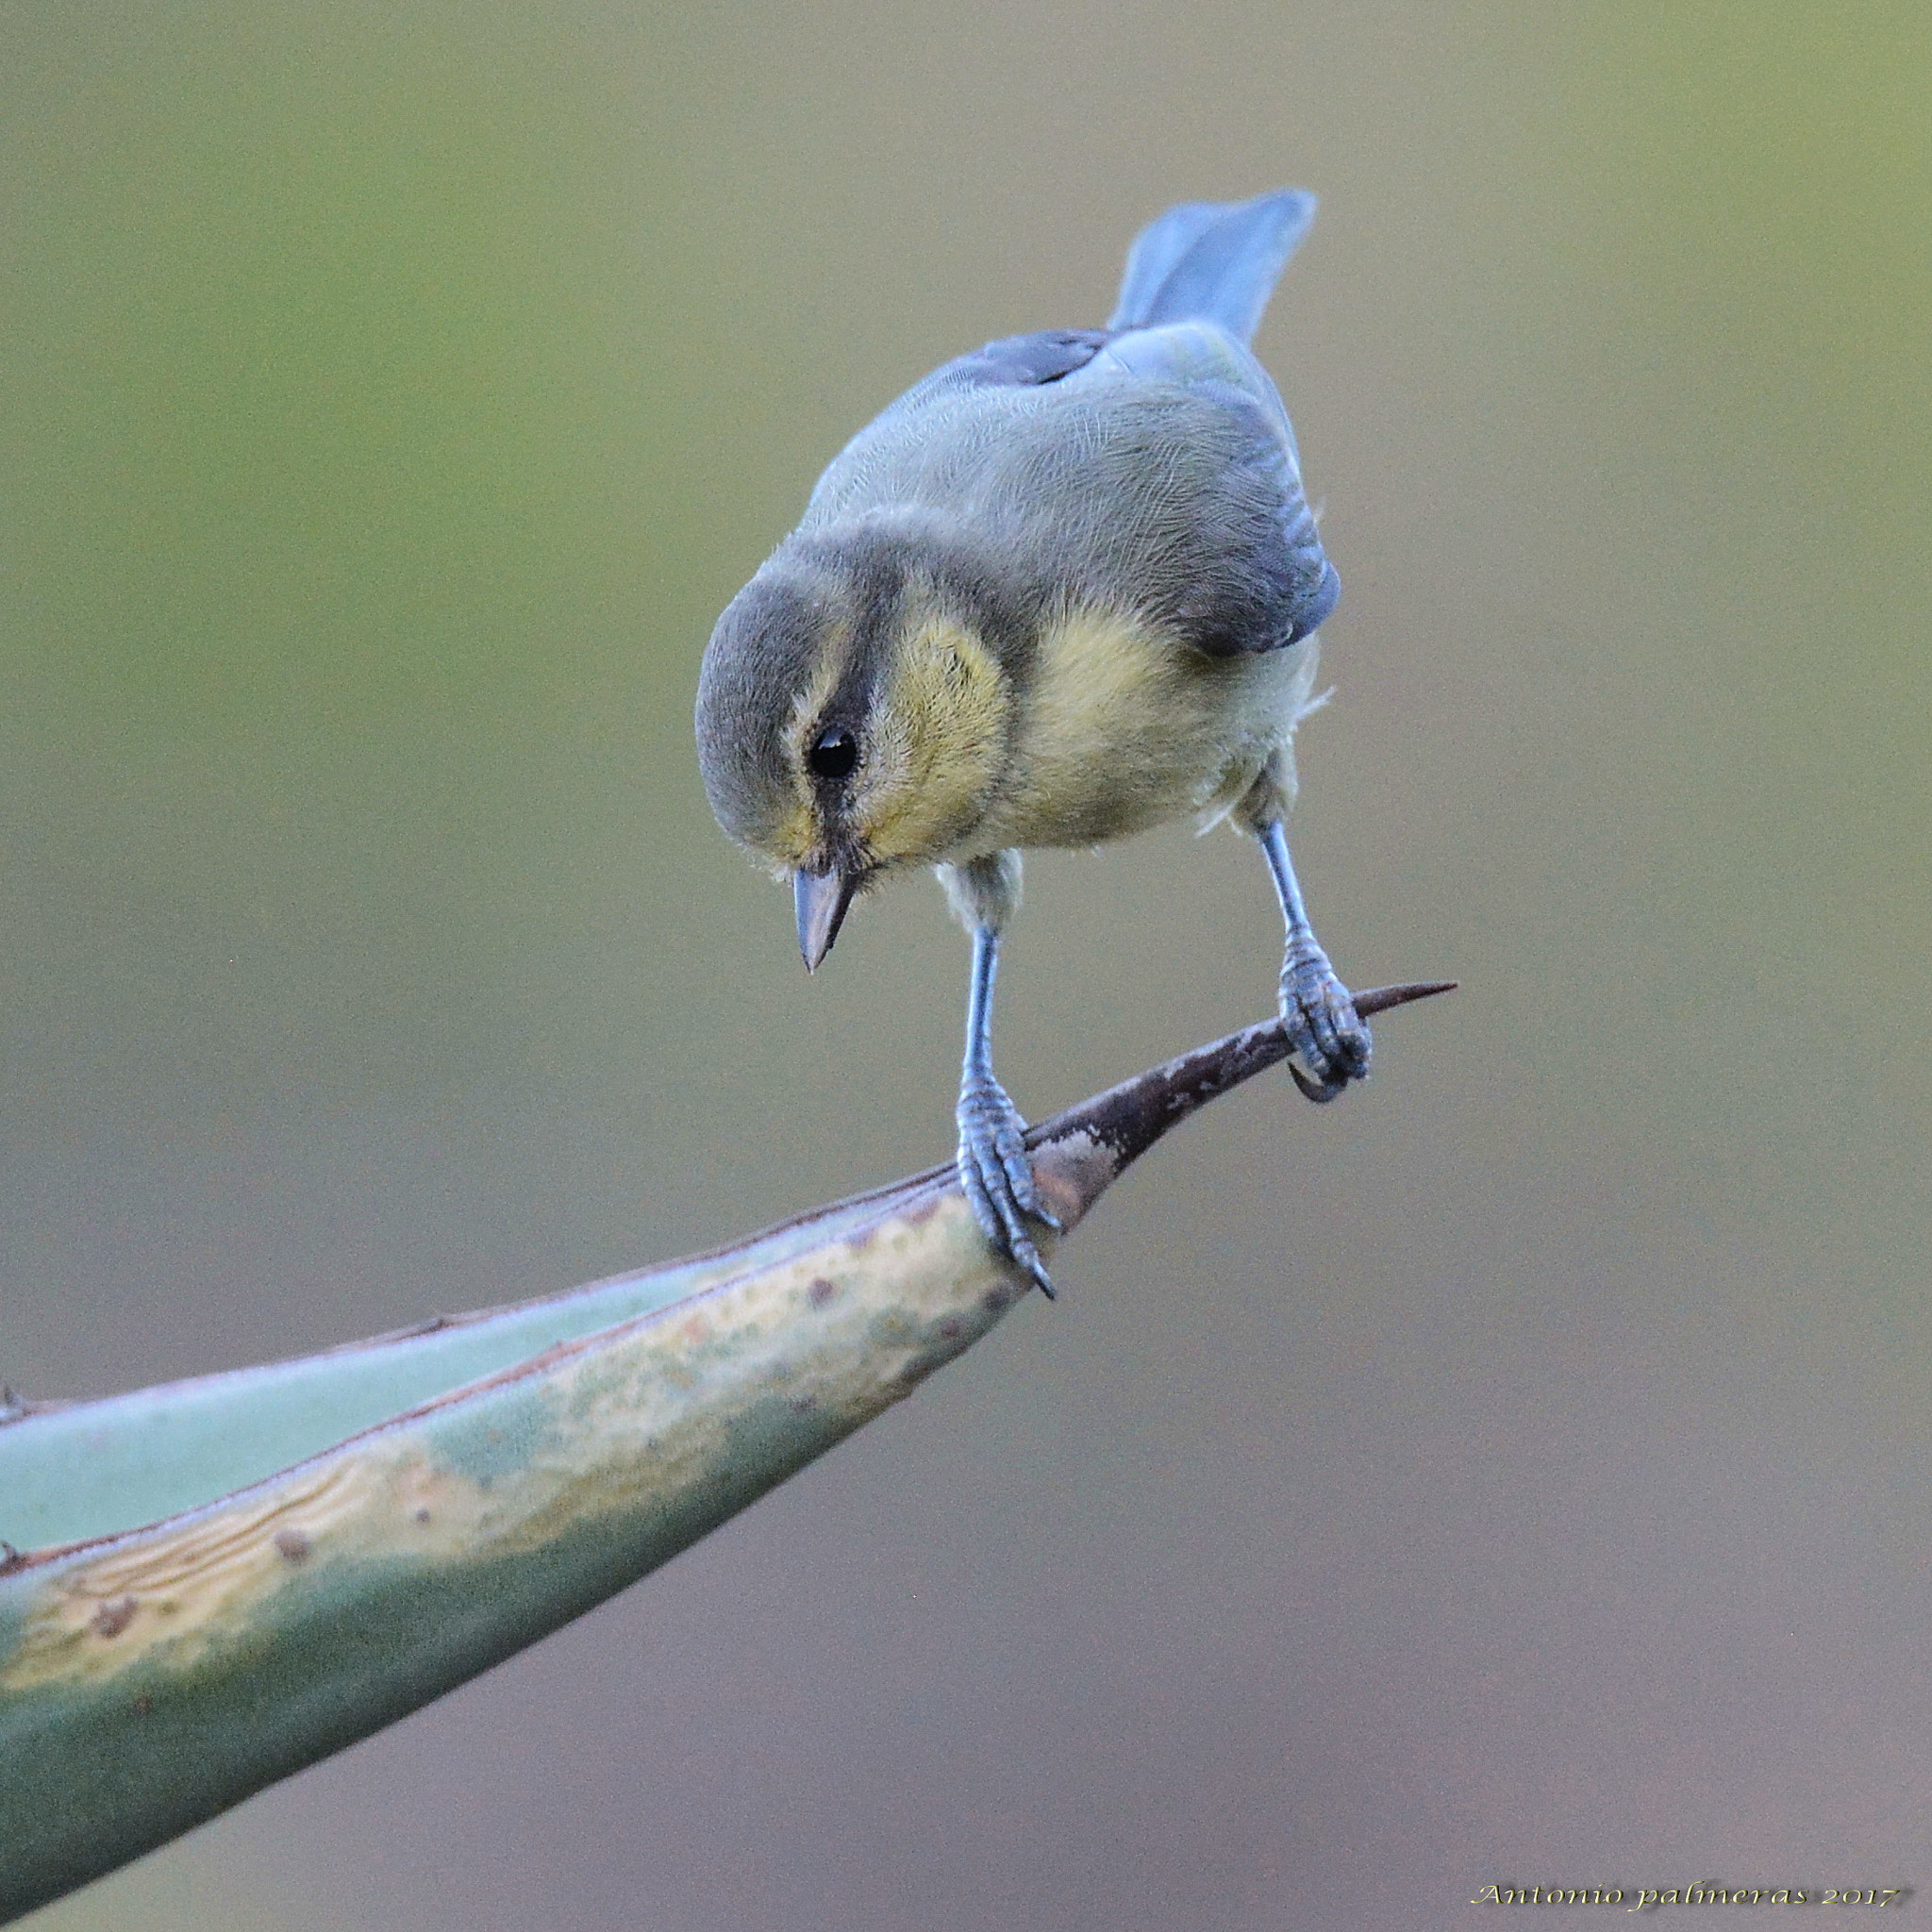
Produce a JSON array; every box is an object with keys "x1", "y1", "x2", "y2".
[
  {"x1": 1280, "y1": 940, "x2": 1373, "y2": 1103},
  {"x1": 957, "y1": 1074, "x2": 1061, "y2": 1297}
]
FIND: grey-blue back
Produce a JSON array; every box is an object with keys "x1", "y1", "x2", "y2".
[{"x1": 785, "y1": 189, "x2": 1339, "y2": 654}]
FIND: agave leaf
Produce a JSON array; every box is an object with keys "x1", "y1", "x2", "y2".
[
  {"x1": 0, "y1": 1173, "x2": 947, "y2": 1556},
  {"x1": 0, "y1": 989, "x2": 1447, "y2": 1924}
]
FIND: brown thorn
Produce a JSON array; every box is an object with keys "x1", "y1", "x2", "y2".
[{"x1": 1029, "y1": 979, "x2": 1457, "y2": 1217}]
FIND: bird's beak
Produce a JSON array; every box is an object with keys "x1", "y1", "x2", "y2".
[{"x1": 794, "y1": 865, "x2": 862, "y2": 973}]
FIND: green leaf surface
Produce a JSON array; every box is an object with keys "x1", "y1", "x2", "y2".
[{"x1": 0, "y1": 1177, "x2": 923, "y2": 1556}]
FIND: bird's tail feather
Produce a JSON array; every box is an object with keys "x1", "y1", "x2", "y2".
[{"x1": 1108, "y1": 190, "x2": 1317, "y2": 345}]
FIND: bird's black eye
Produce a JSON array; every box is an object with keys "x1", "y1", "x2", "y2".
[{"x1": 808, "y1": 728, "x2": 858, "y2": 780}]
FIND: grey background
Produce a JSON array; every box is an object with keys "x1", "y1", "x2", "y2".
[{"x1": 5, "y1": 2, "x2": 1927, "y2": 1926}]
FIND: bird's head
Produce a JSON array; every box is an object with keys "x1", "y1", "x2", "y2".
[{"x1": 695, "y1": 538, "x2": 1015, "y2": 969}]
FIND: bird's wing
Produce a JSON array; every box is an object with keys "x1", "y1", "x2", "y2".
[
  {"x1": 1077, "y1": 319, "x2": 1298, "y2": 452},
  {"x1": 1064, "y1": 322, "x2": 1340, "y2": 647}
]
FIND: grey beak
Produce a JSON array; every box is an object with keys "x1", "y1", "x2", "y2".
[{"x1": 794, "y1": 866, "x2": 862, "y2": 972}]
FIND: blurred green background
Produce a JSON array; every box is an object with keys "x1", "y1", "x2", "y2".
[{"x1": 4, "y1": 2, "x2": 1927, "y2": 1926}]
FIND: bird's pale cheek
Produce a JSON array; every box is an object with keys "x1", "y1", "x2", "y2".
[
  {"x1": 856, "y1": 622, "x2": 1010, "y2": 862},
  {"x1": 766, "y1": 796, "x2": 824, "y2": 871}
]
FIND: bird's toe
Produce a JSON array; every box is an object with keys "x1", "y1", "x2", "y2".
[
  {"x1": 1281, "y1": 948, "x2": 1373, "y2": 1099},
  {"x1": 957, "y1": 1076, "x2": 1058, "y2": 1295}
]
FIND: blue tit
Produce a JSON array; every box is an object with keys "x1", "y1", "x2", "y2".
[{"x1": 695, "y1": 189, "x2": 1369, "y2": 1295}]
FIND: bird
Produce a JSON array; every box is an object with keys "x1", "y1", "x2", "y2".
[{"x1": 695, "y1": 189, "x2": 1370, "y2": 1295}]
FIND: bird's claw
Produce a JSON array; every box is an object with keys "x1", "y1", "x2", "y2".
[
  {"x1": 957, "y1": 1074, "x2": 1060, "y2": 1297},
  {"x1": 1287, "y1": 1060, "x2": 1348, "y2": 1104},
  {"x1": 1280, "y1": 942, "x2": 1372, "y2": 1103}
]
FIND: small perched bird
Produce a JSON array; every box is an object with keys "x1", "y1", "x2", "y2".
[{"x1": 696, "y1": 189, "x2": 1369, "y2": 1293}]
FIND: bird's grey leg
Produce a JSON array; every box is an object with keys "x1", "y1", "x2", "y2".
[
  {"x1": 942, "y1": 852, "x2": 1060, "y2": 1296},
  {"x1": 1257, "y1": 819, "x2": 1372, "y2": 1103}
]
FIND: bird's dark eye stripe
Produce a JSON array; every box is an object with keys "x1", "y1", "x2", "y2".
[{"x1": 808, "y1": 728, "x2": 858, "y2": 779}]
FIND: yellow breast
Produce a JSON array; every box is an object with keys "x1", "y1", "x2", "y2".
[{"x1": 971, "y1": 604, "x2": 1313, "y2": 852}]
